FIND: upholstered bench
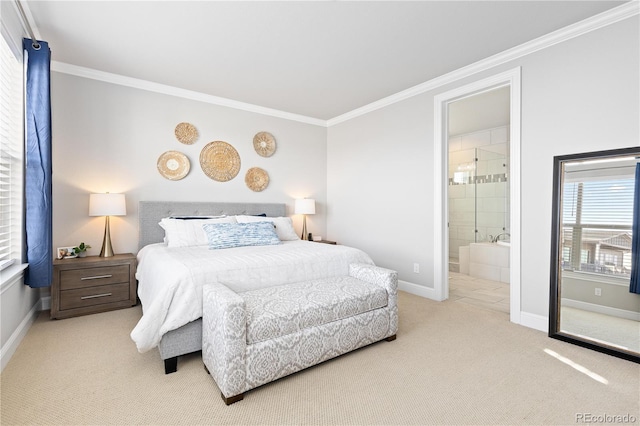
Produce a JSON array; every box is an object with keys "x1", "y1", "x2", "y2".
[{"x1": 202, "y1": 263, "x2": 398, "y2": 405}]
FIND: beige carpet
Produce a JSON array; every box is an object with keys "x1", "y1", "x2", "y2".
[
  {"x1": 561, "y1": 306, "x2": 640, "y2": 353},
  {"x1": 1, "y1": 291, "x2": 639, "y2": 425}
]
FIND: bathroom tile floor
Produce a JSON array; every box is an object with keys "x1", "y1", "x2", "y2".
[{"x1": 449, "y1": 272, "x2": 510, "y2": 315}]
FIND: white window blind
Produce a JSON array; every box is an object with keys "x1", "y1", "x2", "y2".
[
  {"x1": 563, "y1": 179, "x2": 635, "y2": 226},
  {"x1": 561, "y1": 165, "x2": 636, "y2": 277},
  {"x1": 0, "y1": 33, "x2": 24, "y2": 270}
]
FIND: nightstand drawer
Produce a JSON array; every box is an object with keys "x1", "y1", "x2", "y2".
[
  {"x1": 60, "y1": 282, "x2": 131, "y2": 310},
  {"x1": 60, "y1": 264, "x2": 130, "y2": 290}
]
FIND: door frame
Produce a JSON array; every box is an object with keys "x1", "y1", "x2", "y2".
[{"x1": 433, "y1": 67, "x2": 522, "y2": 325}]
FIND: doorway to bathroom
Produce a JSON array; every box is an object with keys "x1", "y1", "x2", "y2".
[
  {"x1": 433, "y1": 68, "x2": 522, "y2": 324},
  {"x1": 447, "y1": 87, "x2": 511, "y2": 315}
]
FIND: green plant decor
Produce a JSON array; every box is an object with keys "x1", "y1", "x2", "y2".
[{"x1": 73, "y1": 242, "x2": 91, "y2": 257}]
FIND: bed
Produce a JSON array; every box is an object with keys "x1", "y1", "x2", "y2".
[{"x1": 131, "y1": 201, "x2": 375, "y2": 373}]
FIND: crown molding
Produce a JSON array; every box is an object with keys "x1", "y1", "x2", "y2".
[
  {"x1": 50, "y1": 61, "x2": 328, "y2": 127},
  {"x1": 326, "y1": 1, "x2": 639, "y2": 127},
  {"x1": 14, "y1": 0, "x2": 41, "y2": 40},
  {"x1": 49, "y1": 1, "x2": 638, "y2": 129}
]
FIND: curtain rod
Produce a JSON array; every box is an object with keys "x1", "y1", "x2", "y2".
[{"x1": 14, "y1": 0, "x2": 40, "y2": 50}]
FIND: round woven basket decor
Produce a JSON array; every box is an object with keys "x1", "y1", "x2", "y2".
[
  {"x1": 174, "y1": 122, "x2": 199, "y2": 145},
  {"x1": 253, "y1": 132, "x2": 276, "y2": 157},
  {"x1": 245, "y1": 167, "x2": 269, "y2": 192},
  {"x1": 157, "y1": 151, "x2": 190, "y2": 180},
  {"x1": 199, "y1": 141, "x2": 241, "y2": 182}
]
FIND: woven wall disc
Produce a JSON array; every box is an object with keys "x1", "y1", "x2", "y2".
[
  {"x1": 199, "y1": 141, "x2": 241, "y2": 182},
  {"x1": 157, "y1": 151, "x2": 190, "y2": 180},
  {"x1": 253, "y1": 132, "x2": 276, "y2": 157},
  {"x1": 175, "y1": 122, "x2": 199, "y2": 144},
  {"x1": 245, "y1": 167, "x2": 269, "y2": 192}
]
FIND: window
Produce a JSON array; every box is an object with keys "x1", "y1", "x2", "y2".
[
  {"x1": 561, "y1": 160, "x2": 636, "y2": 277},
  {"x1": 0, "y1": 33, "x2": 24, "y2": 271}
]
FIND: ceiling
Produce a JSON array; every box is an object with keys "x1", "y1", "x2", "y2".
[{"x1": 25, "y1": 1, "x2": 627, "y2": 122}]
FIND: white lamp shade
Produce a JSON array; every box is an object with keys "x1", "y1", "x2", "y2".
[
  {"x1": 294, "y1": 198, "x2": 316, "y2": 215},
  {"x1": 89, "y1": 193, "x2": 126, "y2": 217}
]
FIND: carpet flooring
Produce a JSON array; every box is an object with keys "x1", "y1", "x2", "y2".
[{"x1": 1, "y1": 291, "x2": 638, "y2": 425}]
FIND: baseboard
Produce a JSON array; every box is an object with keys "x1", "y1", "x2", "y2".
[
  {"x1": 398, "y1": 280, "x2": 437, "y2": 299},
  {"x1": 0, "y1": 299, "x2": 41, "y2": 372},
  {"x1": 519, "y1": 311, "x2": 548, "y2": 332},
  {"x1": 40, "y1": 295, "x2": 51, "y2": 311},
  {"x1": 400, "y1": 280, "x2": 549, "y2": 333},
  {"x1": 562, "y1": 298, "x2": 640, "y2": 321}
]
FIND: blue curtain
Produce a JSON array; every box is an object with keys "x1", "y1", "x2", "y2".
[
  {"x1": 23, "y1": 38, "x2": 53, "y2": 288},
  {"x1": 630, "y1": 163, "x2": 640, "y2": 294}
]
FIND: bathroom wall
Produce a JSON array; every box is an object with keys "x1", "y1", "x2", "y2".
[{"x1": 448, "y1": 125, "x2": 510, "y2": 266}]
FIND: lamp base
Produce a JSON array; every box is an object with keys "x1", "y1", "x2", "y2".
[
  {"x1": 99, "y1": 216, "x2": 115, "y2": 257},
  {"x1": 301, "y1": 215, "x2": 308, "y2": 240}
]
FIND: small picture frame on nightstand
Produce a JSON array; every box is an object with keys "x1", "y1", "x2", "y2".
[{"x1": 56, "y1": 247, "x2": 77, "y2": 259}]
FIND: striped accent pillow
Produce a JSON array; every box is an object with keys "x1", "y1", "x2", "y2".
[{"x1": 203, "y1": 221, "x2": 280, "y2": 250}]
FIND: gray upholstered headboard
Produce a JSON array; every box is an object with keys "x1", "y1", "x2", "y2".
[{"x1": 138, "y1": 201, "x2": 287, "y2": 250}]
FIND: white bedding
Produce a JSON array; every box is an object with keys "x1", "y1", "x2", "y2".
[{"x1": 130, "y1": 240, "x2": 374, "y2": 352}]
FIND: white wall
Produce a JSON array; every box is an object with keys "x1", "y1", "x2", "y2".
[
  {"x1": 563, "y1": 273, "x2": 640, "y2": 316},
  {"x1": 328, "y1": 94, "x2": 434, "y2": 281},
  {"x1": 0, "y1": 270, "x2": 41, "y2": 371},
  {"x1": 51, "y1": 73, "x2": 328, "y2": 257},
  {"x1": 327, "y1": 16, "x2": 639, "y2": 319}
]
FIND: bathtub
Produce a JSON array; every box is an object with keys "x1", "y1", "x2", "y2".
[{"x1": 459, "y1": 242, "x2": 510, "y2": 283}]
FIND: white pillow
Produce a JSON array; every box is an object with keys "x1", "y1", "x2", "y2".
[
  {"x1": 234, "y1": 215, "x2": 299, "y2": 241},
  {"x1": 159, "y1": 216, "x2": 238, "y2": 247}
]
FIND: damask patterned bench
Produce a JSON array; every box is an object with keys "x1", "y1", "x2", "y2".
[{"x1": 202, "y1": 263, "x2": 398, "y2": 405}]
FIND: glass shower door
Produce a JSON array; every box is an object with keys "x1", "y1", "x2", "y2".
[
  {"x1": 448, "y1": 148, "x2": 477, "y2": 269},
  {"x1": 475, "y1": 147, "x2": 509, "y2": 243}
]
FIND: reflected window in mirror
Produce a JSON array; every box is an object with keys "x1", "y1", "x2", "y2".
[{"x1": 550, "y1": 147, "x2": 640, "y2": 363}]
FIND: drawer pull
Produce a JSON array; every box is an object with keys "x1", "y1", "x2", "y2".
[
  {"x1": 80, "y1": 293, "x2": 112, "y2": 300},
  {"x1": 80, "y1": 274, "x2": 113, "y2": 281}
]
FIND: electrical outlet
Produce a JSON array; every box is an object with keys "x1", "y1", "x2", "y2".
[
  {"x1": 413, "y1": 263, "x2": 420, "y2": 273},
  {"x1": 595, "y1": 288, "x2": 602, "y2": 296}
]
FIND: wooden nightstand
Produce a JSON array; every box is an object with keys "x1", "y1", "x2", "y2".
[
  {"x1": 51, "y1": 253, "x2": 137, "y2": 319},
  {"x1": 313, "y1": 240, "x2": 337, "y2": 245}
]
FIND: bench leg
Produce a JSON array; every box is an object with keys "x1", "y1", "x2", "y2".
[
  {"x1": 222, "y1": 392, "x2": 244, "y2": 405},
  {"x1": 385, "y1": 334, "x2": 397, "y2": 342},
  {"x1": 164, "y1": 357, "x2": 178, "y2": 374},
  {"x1": 205, "y1": 364, "x2": 243, "y2": 405}
]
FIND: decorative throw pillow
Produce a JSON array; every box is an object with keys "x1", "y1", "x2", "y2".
[
  {"x1": 234, "y1": 215, "x2": 299, "y2": 241},
  {"x1": 203, "y1": 222, "x2": 281, "y2": 250},
  {"x1": 159, "y1": 216, "x2": 237, "y2": 247}
]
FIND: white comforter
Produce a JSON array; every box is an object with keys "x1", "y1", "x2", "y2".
[{"x1": 130, "y1": 241, "x2": 374, "y2": 352}]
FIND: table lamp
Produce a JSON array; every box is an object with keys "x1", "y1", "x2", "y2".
[
  {"x1": 89, "y1": 193, "x2": 126, "y2": 257},
  {"x1": 294, "y1": 198, "x2": 315, "y2": 240}
]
